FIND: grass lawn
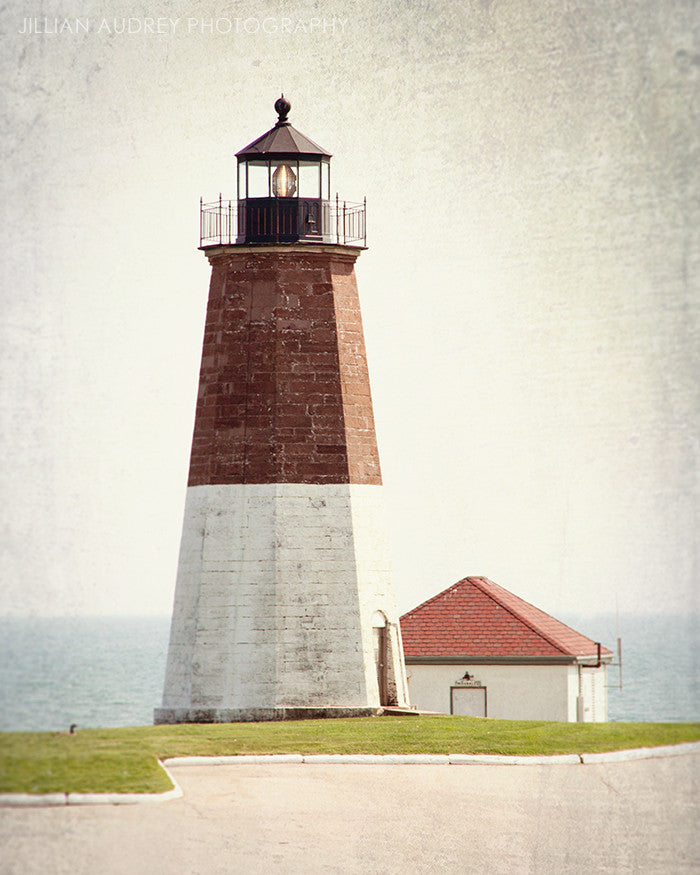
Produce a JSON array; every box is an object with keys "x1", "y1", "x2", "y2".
[{"x1": 1, "y1": 716, "x2": 698, "y2": 795}]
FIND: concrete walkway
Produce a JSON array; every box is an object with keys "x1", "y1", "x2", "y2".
[{"x1": 0, "y1": 754, "x2": 697, "y2": 874}]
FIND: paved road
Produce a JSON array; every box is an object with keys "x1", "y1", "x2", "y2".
[{"x1": 0, "y1": 755, "x2": 697, "y2": 874}]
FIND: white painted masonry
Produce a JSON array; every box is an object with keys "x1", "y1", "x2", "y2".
[
  {"x1": 157, "y1": 483, "x2": 408, "y2": 720},
  {"x1": 407, "y1": 662, "x2": 607, "y2": 722},
  {"x1": 567, "y1": 663, "x2": 609, "y2": 723}
]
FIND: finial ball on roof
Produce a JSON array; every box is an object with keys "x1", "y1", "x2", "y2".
[{"x1": 275, "y1": 94, "x2": 291, "y2": 124}]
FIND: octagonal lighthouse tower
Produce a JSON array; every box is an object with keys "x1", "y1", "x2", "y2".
[{"x1": 155, "y1": 97, "x2": 409, "y2": 723}]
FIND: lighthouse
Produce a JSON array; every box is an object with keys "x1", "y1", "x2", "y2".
[{"x1": 155, "y1": 96, "x2": 409, "y2": 723}]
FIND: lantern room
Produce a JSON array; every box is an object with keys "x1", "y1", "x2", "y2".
[
  {"x1": 235, "y1": 95, "x2": 332, "y2": 243},
  {"x1": 199, "y1": 95, "x2": 366, "y2": 248}
]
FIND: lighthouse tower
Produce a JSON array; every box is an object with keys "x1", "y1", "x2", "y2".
[{"x1": 155, "y1": 96, "x2": 409, "y2": 723}]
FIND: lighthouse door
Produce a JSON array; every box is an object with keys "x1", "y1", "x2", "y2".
[{"x1": 372, "y1": 612, "x2": 389, "y2": 706}]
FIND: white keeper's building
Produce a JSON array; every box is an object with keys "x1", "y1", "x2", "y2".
[{"x1": 400, "y1": 577, "x2": 612, "y2": 722}]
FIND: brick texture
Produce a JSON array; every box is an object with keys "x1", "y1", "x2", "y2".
[{"x1": 187, "y1": 246, "x2": 381, "y2": 486}]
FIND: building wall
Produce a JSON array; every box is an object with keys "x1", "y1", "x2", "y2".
[
  {"x1": 407, "y1": 662, "x2": 607, "y2": 722},
  {"x1": 160, "y1": 482, "x2": 408, "y2": 714},
  {"x1": 567, "y1": 664, "x2": 608, "y2": 722}
]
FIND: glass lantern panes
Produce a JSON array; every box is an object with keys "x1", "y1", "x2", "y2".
[
  {"x1": 321, "y1": 162, "x2": 330, "y2": 200},
  {"x1": 239, "y1": 158, "x2": 330, "y2": 201},
  {"x1": 238, "y1": 161, "x2": 245, "y2": 199},
  {"x1": 247, "y1": 161, "x2": 269, "y2": 198},
  {"x1": 298, "y1": 161, "x2": 321, "y2": 198}
]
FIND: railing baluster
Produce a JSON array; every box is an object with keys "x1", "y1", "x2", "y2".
[{"x1": 199, "y1": 195, "x2": 365, "y2": 246}]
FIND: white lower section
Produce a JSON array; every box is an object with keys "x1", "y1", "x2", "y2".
[
  {"x1": 407, "y1": 662, "x2": 608, "y2": 722},
  {"x1": 161, "y1": 483, "x2": 409, "y2": 713}
]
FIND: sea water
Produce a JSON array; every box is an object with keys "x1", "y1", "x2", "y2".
[
  {"x1": 0, "y1": 613, "x2": 696, "y2": 731},
  {"x1": 560, "y1": 612, "x2": 698, "y2": 724},
  {"x1": 0, "y1": 616, "x2": 170, "y2": 732}
]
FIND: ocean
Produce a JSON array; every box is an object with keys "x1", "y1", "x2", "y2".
[
  {"x1": 560, "y1": 612, "x2": 698, "y2": 725},
  {"x1": 0, "y1": 613, "x2": 696, "y2": 732}
]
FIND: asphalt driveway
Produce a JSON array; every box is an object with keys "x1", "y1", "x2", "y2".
[{"x1": 0, "y1": 755, "x2": 697, "y2": 873}]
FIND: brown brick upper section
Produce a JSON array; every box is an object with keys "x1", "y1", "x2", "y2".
[{"x1": 187, "y1": 246, "x2": 382, "y2": 486}]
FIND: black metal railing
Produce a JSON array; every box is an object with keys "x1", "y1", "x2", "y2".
[{"x1": 199, "y1": 195, "x2": 366, "y2": 247}]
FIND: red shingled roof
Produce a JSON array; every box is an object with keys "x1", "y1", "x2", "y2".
[{"x1": 400, "y1": 577, "x2": 612, "y2": 660}]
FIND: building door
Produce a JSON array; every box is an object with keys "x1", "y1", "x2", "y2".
[
  {"x1": 372, "y1": 611, "x2": 389, "y2": 706},
  {"x1": 451, "y1": 686, "x2": 487, "y2": 717}
]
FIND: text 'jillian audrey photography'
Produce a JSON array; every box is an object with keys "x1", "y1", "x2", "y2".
[{"x1": 18, "y1": 16, "x2": 350, "y2": 36}]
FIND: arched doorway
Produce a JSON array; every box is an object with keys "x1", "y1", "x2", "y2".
[{"x1": 371, "y1": 611, "x2": 389, "y2": 706}]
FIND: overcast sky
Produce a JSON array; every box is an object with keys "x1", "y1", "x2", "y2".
[{"x1": 1, "y1": 0, "x2": 697, "y2": 622}]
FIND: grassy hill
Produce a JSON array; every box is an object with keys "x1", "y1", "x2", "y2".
[{"x1": 1, "y1": 715, "x2": 698, "y2": 795}]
